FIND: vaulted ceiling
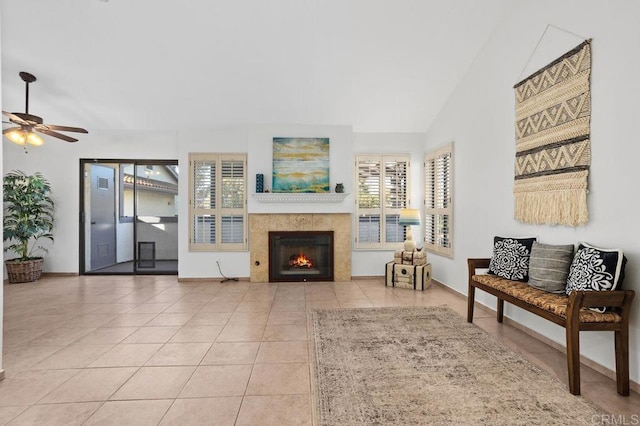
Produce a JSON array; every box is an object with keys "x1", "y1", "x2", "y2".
[{"x1": 1, "y1": 0, "x2": 509, "y2": 134}]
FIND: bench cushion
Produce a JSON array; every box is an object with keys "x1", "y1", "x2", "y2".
[{"x1": 472, "y1": 274, "x2": 622, "y2": 323}]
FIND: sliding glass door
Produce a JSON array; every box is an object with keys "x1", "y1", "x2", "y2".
[{"x1": 81, "y1": 159, "x2": 178, "y2": 275}]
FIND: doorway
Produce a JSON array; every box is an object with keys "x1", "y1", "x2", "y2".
[{"x1": 80, "y1": 159, "x2": 179, "y2": 275}]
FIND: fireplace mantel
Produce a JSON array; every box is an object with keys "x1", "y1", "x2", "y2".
[{"x1": 251, "y1": 193, "x2": 348, "y2": 203}]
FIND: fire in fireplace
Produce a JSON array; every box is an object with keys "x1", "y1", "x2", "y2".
[
  {"x1": 269, "y1": 231, "x2": 334, "y2": 282},
  {"x1": 289, "y1": 252, "x2": 313, "y2": 268}
]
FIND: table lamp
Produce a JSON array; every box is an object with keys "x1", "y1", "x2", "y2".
[{"x1": 399, "y1": 209, "x2": 421, "y2": 251}]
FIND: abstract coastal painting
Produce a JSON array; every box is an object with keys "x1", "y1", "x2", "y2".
[{"x1": 272, "y1": 137, "x2": 330, "y2": 193}]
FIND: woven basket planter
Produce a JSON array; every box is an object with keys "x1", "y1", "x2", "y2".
[{"x1": 5, "y1": 258, "x2": 44, "y2": 283}]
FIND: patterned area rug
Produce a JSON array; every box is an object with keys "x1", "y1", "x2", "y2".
[{"x1": 310, "y1": 306, "x2": 604, "y2": 425}]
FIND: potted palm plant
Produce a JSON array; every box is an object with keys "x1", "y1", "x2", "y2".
[{"x1": 3, "y1": 170, "x2": 55, "y2": 283}]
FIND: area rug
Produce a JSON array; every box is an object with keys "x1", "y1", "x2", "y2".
[
  {"x1": 513, "y1": 40, "x2": 591, "y2": 226},
  {"x1": 310, "y1": 306, "x2": 605, "y2": 425}
]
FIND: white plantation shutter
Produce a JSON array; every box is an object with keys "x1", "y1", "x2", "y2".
[
  {"x1": 424, "y1": 144, "x2": 453, "y2": 257},
  {"x1": 357, "y1": 214, "x2": 381, "y2": 244},
  {"x1": 424, "y1": 159, "x2": 436, "y2": 246},
  {"x1": 193, "y1": 159, "x2": 215, "y2": 209},
  {"x1": 357, "y1": 158, "x2": 381, "y2": 245},
  {"x1": 193, "y1": 214, "x2": 216, "y2": 244},
  {"x1": 384, "y1": 159, "x2": 408, "y2": 243},
  {"x1": 355, "y1": 154, "x2": 410, "y2": 249},
  {"x1": 385, "y1": 160, "x2": 409, "y2": 209},
  {"x1": 221, "y1": 159, "x2": 245, "y2": 245},
  {"x1": 192, "y1": 158, "x2": 216, "y2": 245},
  {"x1": 221, "y1": 215, "x2": 244, "y2": 244},
  {"x1": 189, "y1": 153, "x2": 247, "y2": 251},
  {"x1": 221, "y1": 160, "x2": 244, "y2": 209}
]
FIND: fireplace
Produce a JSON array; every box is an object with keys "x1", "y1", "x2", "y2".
[
  {"x1": 269, "y1": 231, "x2": 334, "y2": 282},
  {"x1": 249, "y1": 214, "x2": 350, "y2": 283}
]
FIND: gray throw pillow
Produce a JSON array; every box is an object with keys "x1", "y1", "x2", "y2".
[{"x1": 527, "y1": 242, "x2": 574, "y2": 293}]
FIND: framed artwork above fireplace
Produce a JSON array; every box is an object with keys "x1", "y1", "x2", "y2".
[{"x1": 272, "y1": 137, "x2": 330, "y2": 193}]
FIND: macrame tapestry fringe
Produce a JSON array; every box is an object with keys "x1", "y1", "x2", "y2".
[{"x1": 514, "y1": 190, "x2": 588, "y2": 226}]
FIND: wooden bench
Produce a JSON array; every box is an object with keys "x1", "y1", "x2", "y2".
[{"x1": 467, "y1": 258, "x2": 635, "y2": 396}]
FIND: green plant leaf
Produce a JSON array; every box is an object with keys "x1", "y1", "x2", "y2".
[{"x1": 3, "y1": 170, "x2": 55, "y2": 261}]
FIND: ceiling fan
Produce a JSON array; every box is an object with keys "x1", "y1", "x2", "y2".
[{"x1": 2, "y1": 71, "x2": 88, "y2": 147}]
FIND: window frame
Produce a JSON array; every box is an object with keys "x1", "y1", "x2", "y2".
[
  {"x1": 424, "y1": 142, "x2": 453, "y2": 257},
  {"x1": 188, "y1": 153, "x2": 247, "y2": 252},
  {"x1": 354, "y1": 154, "x2": 411, "y2": 250}
]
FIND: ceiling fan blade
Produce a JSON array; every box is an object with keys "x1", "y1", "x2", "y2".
[
  {"x1": 2, "y1": 111, "x2": 28, "y2": 125},
  {"x1": 37, "y1": 128, "x2": 78, "y2": 143},
  {"x1": 3, "y1": 126, "x2": 22, "y2": 134},
  {"x1": 44, "y1": 124, "x2": 88, "y2": 133}
]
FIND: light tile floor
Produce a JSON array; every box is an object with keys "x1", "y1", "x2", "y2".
[{"x1": 0, "y1": 275, "x2": 638, "y2": 425}]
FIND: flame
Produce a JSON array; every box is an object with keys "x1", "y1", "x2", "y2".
[{"x1": 289, "y1": 252, "x2": 313, "y2": 268}]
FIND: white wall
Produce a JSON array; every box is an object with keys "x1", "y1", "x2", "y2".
[{"x1": 425, "y1": 0, "x2": 640, "y2": 384}]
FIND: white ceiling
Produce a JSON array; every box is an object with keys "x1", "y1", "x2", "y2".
[{"x1": 1, "y1": 0, "x2": 509, "y2": 134}]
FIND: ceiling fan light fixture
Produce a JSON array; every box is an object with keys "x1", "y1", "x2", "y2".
[
  {"x1": 27, "y1": 132, "x2": 45, "y2": 146},
  {"x1": 5, "y1": 129, "x2": 27, "y2": 145},
  {"x1": 4, "y1": 129, "x2": 45, "y2": 146}
]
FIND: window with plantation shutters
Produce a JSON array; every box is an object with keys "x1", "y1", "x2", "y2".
[
  {"x1": 355, "y1": 154, "x2": 410, "y2": 249},
  {"x1": 424, "y1": 143, "x2": 453, "y2": 257},
  {"x1": 189, "y1": 153, "x2": 247, "y2": 251}
]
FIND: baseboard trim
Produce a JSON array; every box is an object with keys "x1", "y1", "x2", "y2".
[
  {"x1": 351, "y1": 275, "x2": 380, "y2": 280},
  {"x1": 177, "y1": 277, "x2": 249, "y2": 283},
  {"x1": 42, "y1": 272, "x2": 79, "y2": 277}
]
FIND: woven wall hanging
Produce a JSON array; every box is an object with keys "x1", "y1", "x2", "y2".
[{"x1": 513, "y1": 39, "x2": 591, "y2": 226}]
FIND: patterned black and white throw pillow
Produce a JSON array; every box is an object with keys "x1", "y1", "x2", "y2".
[
  {"x1": 488, "y1": 236, "x2": 537, "y2": 282},
  {"x1": 566, "y1": 243, "x2": 627, "y2": 312}
]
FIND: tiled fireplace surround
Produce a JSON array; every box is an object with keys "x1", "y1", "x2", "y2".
[{"x1": 249, "y1": 213, "x2": 351, "y2": 282}]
